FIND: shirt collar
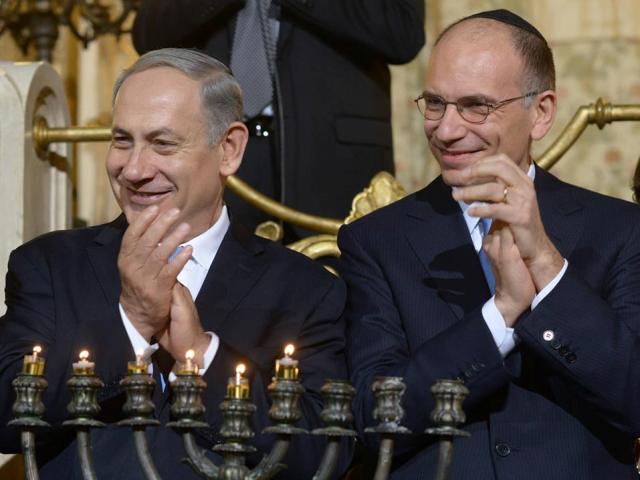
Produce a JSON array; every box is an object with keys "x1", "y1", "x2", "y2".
[
  {"x1": 181, "y1": 205, "x2": 230, "y2": 270},
  {"x1": 455, "y1": 162, "x2": 536, "y2": 235}
]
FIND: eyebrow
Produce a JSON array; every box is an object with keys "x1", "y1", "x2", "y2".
[
  {"x1": 110, "y1": 126, "x2": 182, "y2": 141},
  {"x1": 422, "y1": 91, "x2": 499, "y2": 104}
]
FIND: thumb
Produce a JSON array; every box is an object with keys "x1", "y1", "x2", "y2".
[{"x1": 172, "y1": 282, "x2": 193, "y2": 305}]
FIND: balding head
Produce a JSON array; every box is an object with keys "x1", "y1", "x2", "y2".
[{"x1": 435, "y1": 14, "x2": 555, "y2": 95}]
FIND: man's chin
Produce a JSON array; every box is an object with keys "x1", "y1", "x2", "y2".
[{"x1": 121, "y1": 201, "x2": 169, "y2": 224}]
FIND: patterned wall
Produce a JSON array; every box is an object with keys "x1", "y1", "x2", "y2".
[{"x1": 1, "y1": 0, "x2": 639, "y2": 227}]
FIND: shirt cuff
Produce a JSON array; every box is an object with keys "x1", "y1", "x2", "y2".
[
  {"x1": 167, "y1": 332, "x2": 220, "y2": 382},
  {"x1": 200, "y1": 332, "x2": 219, "y2": 374},
  {"x1": 482, "y1": 297, "x2": 517, "y2": 357},
  {"x1": 118, "y1": 303, "x2": 157, "y2": 374},
  {"x1": 531, "y1": 259, "x2": 569, "y2": 309}
]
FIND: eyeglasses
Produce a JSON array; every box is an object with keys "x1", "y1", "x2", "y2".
[{"x1": 414, "y1": 91, "x2": 538, "y2": 124}]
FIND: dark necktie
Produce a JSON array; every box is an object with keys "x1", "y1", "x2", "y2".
[
  {"x1": 152, "y1": 342, "x2": 174, "y2": 382},
  {"x1": 478, "y1": 218, "x2": 496, "y2": 294},
  {"x1": 230, "y1": 0, "x2": 274, "y2": 118}
]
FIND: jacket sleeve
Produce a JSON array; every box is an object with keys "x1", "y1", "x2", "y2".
[
  {"x1": 514, "y1": 217, "x2": 640, "y2": 437},
  {"x1": 131, "y1": 0, "x2": 244, "y2": 53},
  {"x1": 0, "y1": 247, "x2": 69, "y2": 451},
  {"x1": 338, "y1": 225, "x2": 512, "y2": 456},
  {"x1": 280, "y1": 0, "x2": 425, "y2": 64}
]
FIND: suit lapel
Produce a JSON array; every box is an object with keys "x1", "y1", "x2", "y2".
[
  {"x1": 195, "y1": 221, "x2": 269, "y2": 333},
  {"x1": 86, "y1": 215, "x2": 126, "y2": 306},
  {"x1": 404, "y1": 177, "x2": 492, "y2": 321},
  {"x1": 156, "y1": 223, "x2": 269, "y2": 411},
  {"x1": 85, "y1": 216, "x2": 136, "y2": 389},
  {"x1": 534, "y1": 166, "x2": 584, "y2": 260},
  {"x1": 276, "y1": 16, "x2": 294, "y2": 52}
]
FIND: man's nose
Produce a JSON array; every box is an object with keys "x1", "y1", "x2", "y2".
[
  {"x1": 431, "y1": 104, "x2": 468, "y2": 143},
  {"x1": 121, "y1": 146, "x2": 154, "y2": 182}
]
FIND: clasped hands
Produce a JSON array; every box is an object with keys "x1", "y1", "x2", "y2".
[
  {"x1": 450, "y1": 154, "x2": 564, "y2": 327},
  {"x1": 118, "y1": 205, "x2": 210, "y2": 366}
]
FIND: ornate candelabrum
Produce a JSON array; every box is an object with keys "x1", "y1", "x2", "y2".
[
  {"x1": 425, "y1": 379, "x2": 470, "y2": 480},
  {"x1": 8, "y1": 344, "x2": 471, "y2": 480},
  {"x1": 117, "y1": 350, "x2": 162, "y2": 480},
  {"x1": 0, "y1": 0, "x2": 140, "y2": 62},
  {"x1": 170, "y1": 345, "x2": 310, "y2": 480},
  {"x1": 365, "y1": 377, "x2": 412, "y2": 480},
  {"x1": 62, "y1": 350, "x2": 104, "y2": 480},
  {"x1": 8, "y1": 346, "x2": 49, "y2": 480},
  {"x1": 311, "y1": 379, "x2": 357, "y2": 480}
]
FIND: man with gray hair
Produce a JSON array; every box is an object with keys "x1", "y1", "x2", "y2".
[{"x1": 0, "y1": 48, "x2": 350, "y2": 479}]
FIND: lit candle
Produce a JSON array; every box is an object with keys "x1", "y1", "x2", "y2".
[
  {"x1": 22, "y1": 345, "x2": 45, "y2": 376},
  {"x1": 227, "y1": 363, "x2": 249, "y2": 399},
  {"x1": 177, "y1": 349, "x2": 199, "y2": 376},
  {"x1": 275, "y1": 344, "x2": 299, "y2": 380},
  {"x1": 72, "y1": 350, "x2": 95, "y2": 375},
  {"x1": 127, "y1": 349, "x2": 148, "y2": 374}
]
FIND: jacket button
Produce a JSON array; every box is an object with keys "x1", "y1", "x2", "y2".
[
  {"x1": 558, "y1": 345, "x2": 570, "y2": 356},
  {"x1": 565, "y1": 352, "x2": 577, "y2": 363},
  {"x1": 542, "y1": 330, "x2": 554, "y2": 341},
  {"x1": 495, "y1": 443, "x2": 511, "y2": 457}
]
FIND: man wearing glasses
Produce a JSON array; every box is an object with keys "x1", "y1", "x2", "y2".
[{"x1": 339, "y1": 9, "x2": 640, "y2": 479}]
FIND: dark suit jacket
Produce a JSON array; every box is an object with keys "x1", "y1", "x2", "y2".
[
  {"x1": 131, "y1": 0, "x2": 425, "y2": 220},
  {"x1": 338, "y1": 167, "x2": 640, "y2": 479},
  {"x1": 0, "y1": 217, "x2": 350, "y2": 479}
]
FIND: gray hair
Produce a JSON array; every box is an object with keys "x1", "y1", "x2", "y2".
[{"x1": 112, "y1": 48, "x2": 243, "y2": 144}]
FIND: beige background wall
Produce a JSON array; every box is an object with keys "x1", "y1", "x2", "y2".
[{"x1": 1, "y1": 0, "x2": 639, "y2": 225}]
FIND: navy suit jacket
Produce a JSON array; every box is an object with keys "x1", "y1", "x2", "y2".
[
  {"x1": 338, "y1": 167, "x2": 640, "y2": 479},
  {"x1": 0, "y1": 217, "x2": 350, "y2": 479}
]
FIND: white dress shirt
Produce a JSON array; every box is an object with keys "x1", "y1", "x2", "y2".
[
  {"x1": 119, "y1": 206, "x2": 230, "y2": 384},
  {"x1": 455, "y1": 164, "x2": 568, "y2": 357}
]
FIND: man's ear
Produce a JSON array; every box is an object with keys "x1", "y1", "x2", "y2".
[
  {"x1": 530, "y1": 90, "x2": 556, "y2": 141},
  {"x1": 218, "y1": 121, "x2": 249, "y2": 177}
]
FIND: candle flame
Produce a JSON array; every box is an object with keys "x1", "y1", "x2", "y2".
[
  {"x1": 284, "y1": 344, "x2": 295, "y2": 356},
  {"x1": 236, "y1": 363, "x2": 246, "y2": 375},
  {"x1": 79, "y1": 350, "x2": 89, "y2": 361},
  {"x1": 185, "y1": 349, "x2": 195, "y2": 360},
  {"x1": 135, "y1": 349, "x2": 144, "y2": 358},
  {"x1": 33, "y1": 345, "x2": 42, "y2": 355}
]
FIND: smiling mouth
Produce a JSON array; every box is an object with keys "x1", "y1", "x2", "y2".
[
  {"x1": 126, "y1": 188, "x2": 172, "y2": 205},
  {"x1": 441, "y1": 148, "x2": 480, "y2": 156}
]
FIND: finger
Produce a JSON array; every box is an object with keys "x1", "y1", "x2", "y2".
[
  {"x1": 136, "y1": 208, "x2": 182, "y2": 256},
  {"x1": 452, "y1": 182, "x2": 506, "y2": 204},
  {"x1": 172, "y1": 282, "x2": 194, "y2": 305},
  {"x1": 469, "y1": 202, "x2": 517, "y2": 224},
  {"x1": 150, "y1": 222, "x2": 191, "y2": 267},
  {"x1": 158, "y1": 244, "x2": 193, "y2": 285},
  {"x1": 499, "y1": 224, "x2": 515, "y2": 247},
  {"x1": 483, "y1": 228, "x2": 499, "y2": 259},
  {"x1": 120, "y1": 205, "x2": 159, "y2": 256},
  {"x1": 445, "y1": 168, "x2": 498, "y2": 187},
  {"x1": 468, "y1": 156, "x2": 531, "y2": 188}
]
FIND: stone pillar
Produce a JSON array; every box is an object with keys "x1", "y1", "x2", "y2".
[{"x1": 0, "y1": 61, "x2": 72, "y2": 314}]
